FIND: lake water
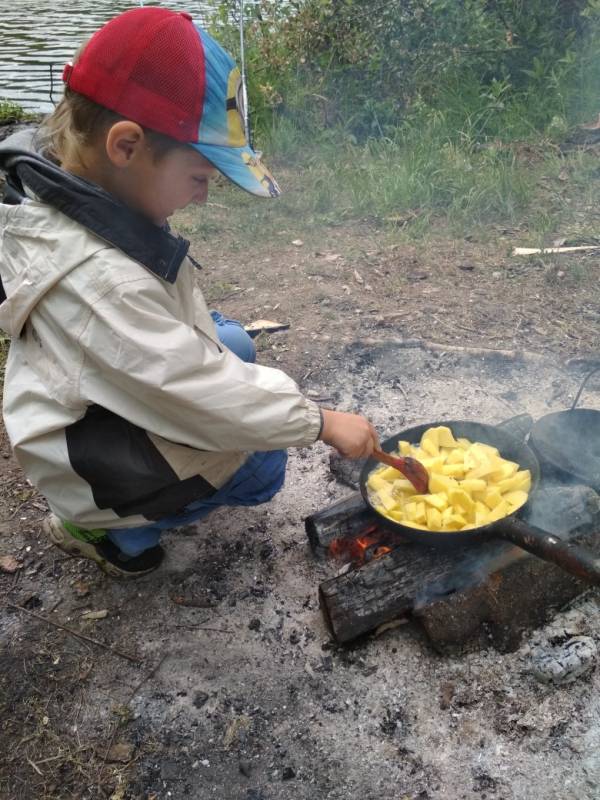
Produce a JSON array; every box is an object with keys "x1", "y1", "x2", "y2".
[{"x1": 0, "y1": 0, "x2": 235, "y2": 113}]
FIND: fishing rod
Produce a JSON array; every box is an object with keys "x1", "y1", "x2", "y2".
[{"x1": 239, "y1": 0, "x2": 251, "y2": 146}]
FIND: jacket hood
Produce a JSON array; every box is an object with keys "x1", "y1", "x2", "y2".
[{"x1": 0, "y1": 140, "x2": 192, "y2": 336}]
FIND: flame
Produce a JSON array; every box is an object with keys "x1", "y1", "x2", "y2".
[{"x1": 328, "y1": 528, "x2": 392, "y2": 566}]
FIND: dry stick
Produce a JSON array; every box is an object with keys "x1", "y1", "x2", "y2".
[
  {"x1": 6, "y1": 603, "x2": 141, "y2": 664},
  {"x1": 26, "y1": 756, "x2": 43, "y2": 776},
  {"x1": 358, "y1": 336, "x2": 548, "y2": 362}
]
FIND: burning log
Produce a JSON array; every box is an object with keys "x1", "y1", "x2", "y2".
[{"x1": 305, "y1": 493, "x2": 378, "y2": 558}]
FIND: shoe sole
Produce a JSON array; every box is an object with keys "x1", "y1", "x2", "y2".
[{"x1": 43, "y1": 516, "x2": 155, "y2": 579}]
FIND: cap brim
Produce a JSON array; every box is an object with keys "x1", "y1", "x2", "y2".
[{"x1": 191, "y1": 142, "x2": 281, "y2": 198}]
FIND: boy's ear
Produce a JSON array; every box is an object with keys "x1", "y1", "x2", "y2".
[{"x1": 105, "y1": 121, "x2": 147, "y2": 167}]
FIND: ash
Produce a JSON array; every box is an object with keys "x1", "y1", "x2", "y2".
[{"x1": 3, "y1": 344, "x2": 600, "y2": 800}]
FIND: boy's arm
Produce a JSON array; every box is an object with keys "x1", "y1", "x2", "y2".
[{"x1": 74, "y1": 276, "x2": 353, "y2": 454}]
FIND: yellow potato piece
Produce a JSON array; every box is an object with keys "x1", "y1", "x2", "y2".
[
  {"x1": 426, "y1": 506, "x2": 443, "y2": 529},
  {"x1": 367, "y1": 473, "x2": 388, "y2": 492},
  {"x1": 441, "y1": 463, "x2": 467, "y2": 477},
  {"x1": 377, "y1": 490, "x2": 399, "y2": 512},
  {"x1": 392, "y1": 478, "x2": 416, "y2": 494},
  {"x1": 504, "y1": 490, "x2": 528, "y2": 510},
  {"x1": 483, "y1": 487, "x2": 503, "y2": 510},
  {"x1": 421, "y1": 428, "x2": 440, "y2": 456},
  {"x1": 422, "y1": 493, "x2": 448, "y2": 511},
  {"x1": 446, "y1": 448, "x2": 466, "y2": 465},
  {"x1": 378, "y1": 466, "x2": 403, "y2": 481},
  {"x1": 485, "y1": 499, "x2": 511, "y2": 523},
  {"x1": 436, "y1": 426, "x2": 458, "y2": 448},
  {"x1": 421, "y1": 456, "x2": 446, "y2": 471},
  {"x1": 488, "y1": 460, "x2": 519, "y2": 483},
  {"x1": 475, "y1": 501, "x2": 491, "y2": 525},
  {"x1": 449, "y1": 488, "x2": 474, "y2": 515},
  {"x1": 459, "y1": 479, "x2": 487, "y2": 493},
  {"x1": 466, "y1": 461, "x2": 497, "y2": 480},
  {"x1": 496, "y1": 470, "x2": 531, "y2": 494},
  {"x1": 429, "y1": 473, "x2": 458, "y2": 494}
]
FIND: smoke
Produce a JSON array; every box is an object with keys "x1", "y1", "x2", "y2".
[{"x1": 412, "y1": 485, "x2": 600, "y2": 610}]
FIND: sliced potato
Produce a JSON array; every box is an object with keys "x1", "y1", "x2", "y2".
[{"x1": 367, "y1": 426, "x2": 531, "y2": 532}]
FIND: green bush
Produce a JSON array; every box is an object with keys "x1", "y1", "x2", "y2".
[
  {"x1": 0, "y1": 99, "x2": 28, "y2": 124},
  {"x1": 212, "y1": 0, "x2": 600, "y2": 146},
  {"x1": 208, "y1": 1, "x2": 600, "y2": 236}
]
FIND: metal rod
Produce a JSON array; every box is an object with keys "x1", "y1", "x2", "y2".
[{"x1": 239, "y1": 0, "x2": 250, "y2": 145}]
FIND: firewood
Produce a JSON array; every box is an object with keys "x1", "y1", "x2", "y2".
[{"x1": 513, "y1": 246, "x2": 600, "y2": 256}]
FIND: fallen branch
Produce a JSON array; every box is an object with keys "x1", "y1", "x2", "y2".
[
  {"x1": 6, "y1": 603, "x2": 142, "y2": 664},
  {"x1": 26, "y1": 756, "x2": 43, "y2": 776},
  {"x1": 358, "y1": 337, "x2": 546, "y2": 361},
  {"x1": 513, "y1": 245, "x2": 600, "y2": 256}
]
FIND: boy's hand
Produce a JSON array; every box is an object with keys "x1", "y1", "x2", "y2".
[{"x1": 319, "y1": 409, "x2": 379, "y2": 459}]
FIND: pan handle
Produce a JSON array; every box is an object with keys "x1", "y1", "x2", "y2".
[
  {"x1": 571, "y1": 366, "x2": 600, "y2": 410},
  {"x1": 499, "y1": 516, "x2": 600, "y2": 585}
]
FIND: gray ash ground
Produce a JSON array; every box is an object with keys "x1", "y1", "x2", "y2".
[{"x1": 2, "y1": 343, "x2": 600, "y2": 800}]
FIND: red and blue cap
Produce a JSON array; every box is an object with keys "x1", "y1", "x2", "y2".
[{"x1": 62, "y1": 7, "x2": 280, "y2": 198}]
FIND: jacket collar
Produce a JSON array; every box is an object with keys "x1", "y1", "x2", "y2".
[{"x1": 0, "y1": 149, "x2": 190, "y2": 283}]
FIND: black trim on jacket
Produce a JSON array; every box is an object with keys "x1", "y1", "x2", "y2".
[
  {"x1": 0, "y1": 148, "x2": 190, "y2": 283},
  {"x1": 65, "y1": 405, "x2": 217, "y2": 521}
]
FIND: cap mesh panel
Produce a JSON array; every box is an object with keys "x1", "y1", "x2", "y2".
[{"x1": 128, "y1": 22, "x2": 200, "y2": 119}]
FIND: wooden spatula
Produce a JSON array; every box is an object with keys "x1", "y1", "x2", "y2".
[{"x1": 372, "y1": 448, "x2": 429, "y2": 494}]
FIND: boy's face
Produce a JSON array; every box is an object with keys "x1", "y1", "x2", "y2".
[{"x1": 121, "y1": 143, "x2": 217, "y2": 227}]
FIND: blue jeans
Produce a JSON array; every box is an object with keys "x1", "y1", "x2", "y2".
[{"x1": 107, "y1": 313, "x2": 286, "y2": 556}]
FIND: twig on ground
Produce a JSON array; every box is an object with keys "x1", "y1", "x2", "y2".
[
  {"x1": 395, "y1": 383, "x2": 408, "y2": 402},
  {"x1": 26, "y1": 757, "x2": 43, "y2": 776},
  {"x1": 513, "y1": 245, "x2": 600, "y2": 256},
  {"x1": 6, "y1": 603, "x2": 142, "y2": 664},
  {"x1": 359, "y1": 336, "x2": 547, "y2": 361}
]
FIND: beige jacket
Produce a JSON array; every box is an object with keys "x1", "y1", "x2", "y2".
[{"x1": 0, "y1": 156, "x2": 321, "y2": 529}]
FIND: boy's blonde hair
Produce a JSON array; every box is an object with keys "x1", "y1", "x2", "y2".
[
  {"x1": 39, "y1": 89, "x2": 182, "y2": 167},
  {"x1": 38, "y1": 42, "x2": 184, "y2": 167}
]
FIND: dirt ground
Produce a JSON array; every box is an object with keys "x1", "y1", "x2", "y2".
[{"x1": 2, "y1": 137, "x2": 600, "y2": 800}]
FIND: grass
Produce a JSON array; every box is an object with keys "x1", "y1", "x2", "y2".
[
  {"x1": 0, "y1": 98, "x2": 37, "y2": 124},
  {"x1": 174, "y1": 119, "x2": 600, "y2": 255},
  {"x1": 3, "y1": 91, "x2": 597, "y2": 253}
]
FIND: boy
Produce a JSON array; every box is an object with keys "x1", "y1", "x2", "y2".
[{"x1": 0, "y1": 7, "x2": 378, "y2": 579}]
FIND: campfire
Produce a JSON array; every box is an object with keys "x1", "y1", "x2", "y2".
[
  {"x1": 328, "y1": 526, "x2": 392, "y2": 566},
  {"x1": 306, "y1": 414, "x2": 600, "y2": 652}
]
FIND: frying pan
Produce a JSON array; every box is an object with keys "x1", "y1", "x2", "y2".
[
  {"x1": 359, "y1": 420, "x2": 600, "y2": 584},
  {"x1": 529, "y1": 367, "x2": 600, "y2": 491}
]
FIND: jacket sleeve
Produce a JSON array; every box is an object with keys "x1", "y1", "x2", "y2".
[{"x1": 75, "y1": 271, "x2": 323, "y2": 453}]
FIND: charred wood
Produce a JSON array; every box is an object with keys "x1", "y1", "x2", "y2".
[
  {"x1": 305, "y1": 493, "x2": 377, "y2": 558},
  {"x1": 319, "y1": 485, "x2": 600, "y2": 649}
]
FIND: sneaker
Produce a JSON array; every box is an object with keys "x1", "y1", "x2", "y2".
[{"x1": 43, "y1": 515, "x2": 164, "y2": 579}]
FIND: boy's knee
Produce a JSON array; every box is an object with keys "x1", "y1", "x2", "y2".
[{"x1": 211, "y1": 311, "x2": 256, "y2": 363}]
